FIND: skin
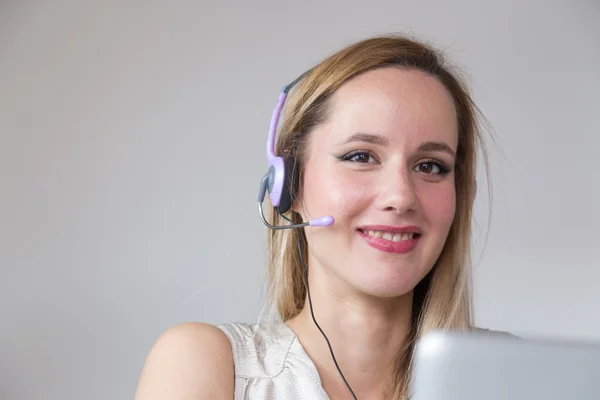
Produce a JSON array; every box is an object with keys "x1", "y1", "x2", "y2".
[{"x1": 134, "y1": 67, "x2": 459, "y2": 399}]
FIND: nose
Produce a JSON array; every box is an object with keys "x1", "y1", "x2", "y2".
[{"x1": 376, "y1": 165, "x2": 418, "y2": 214}]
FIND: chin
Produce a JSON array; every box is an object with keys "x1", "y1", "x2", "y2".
[
  {"x1": 346, "y1": 253, "x2": 425, "y2": 295},
  {"x1": 352, "y1": 272, "x2": 422, "y2": 299}
]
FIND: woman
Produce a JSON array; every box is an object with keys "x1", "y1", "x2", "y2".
[{"x1": 135, "y1": 34, "x2": 507, "y2": 400}]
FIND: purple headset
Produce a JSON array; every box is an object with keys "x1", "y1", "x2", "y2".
[{"x1": 257, "y1": 71, "x2": 335, "y2": 229}]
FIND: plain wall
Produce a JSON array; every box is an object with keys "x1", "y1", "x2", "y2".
[{"x1": 1, "y1": 1, "x2": 598, "y2": 399}]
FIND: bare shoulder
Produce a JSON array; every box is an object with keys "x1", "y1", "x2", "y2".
[{"x1": 135, "y1": 322, "x2": 234, "y2": 400}]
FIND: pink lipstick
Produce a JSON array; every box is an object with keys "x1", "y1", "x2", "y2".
[{"x1": 357, "y1": 225, "x2": 421, "y2": 254}]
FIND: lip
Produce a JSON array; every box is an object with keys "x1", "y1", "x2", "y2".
[
  {"x1": 357, "y1": 225, "x2": 421, "y2": 254},
  {"x1": 357, "y1": 225, "x2": 423, "y2": 235}
]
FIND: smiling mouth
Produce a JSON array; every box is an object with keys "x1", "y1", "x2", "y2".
[{"x1": 357, "y1": 229, "x2": 421, "y2": 242}]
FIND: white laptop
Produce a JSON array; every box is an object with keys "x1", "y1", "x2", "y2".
[{"x1": 410, "y1": 330, "x2": 600, "y2": 400}]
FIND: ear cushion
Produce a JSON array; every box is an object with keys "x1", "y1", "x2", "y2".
[{"x1": 276, "y1": 156, "x2": 297, "y2": 214}]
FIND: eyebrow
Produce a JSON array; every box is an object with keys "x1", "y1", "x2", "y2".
[
  {"x1": 340, "y1": 133, "x2": 389, "y2": 147},
  {"x1": 417, "y1": 141, "x2": 456, "y2": 158},
  {"x1": 340, "y1": 133, "x2": 456, "y2": 157}
]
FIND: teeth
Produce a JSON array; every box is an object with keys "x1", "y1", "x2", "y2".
[{"x1": 366, "y1": 230, "x2": 415, "y2": 242}]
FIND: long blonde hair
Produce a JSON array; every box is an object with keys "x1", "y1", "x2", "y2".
[{"x1": 263, "y1": 34, "x2": 487, "y2": 399}]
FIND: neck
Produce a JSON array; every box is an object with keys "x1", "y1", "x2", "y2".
[{"x1": 286, "y1": 270, "x2": 414, "y2": 399}]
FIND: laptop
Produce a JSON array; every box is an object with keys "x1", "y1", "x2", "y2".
[{"x1": 410, "y1": 330, "x2": 600, "y2": 400}]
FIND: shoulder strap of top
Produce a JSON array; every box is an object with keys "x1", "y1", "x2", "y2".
[{"x1": 218, "y1": 322, "x2": 297, "y2": 379}]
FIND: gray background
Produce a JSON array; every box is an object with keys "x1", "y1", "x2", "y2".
[{"x1": 1, "y1": 1, "x2": 599, "y2": 399}]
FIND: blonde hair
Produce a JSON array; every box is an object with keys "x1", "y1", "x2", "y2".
[{"x1": 263, "y1": 34, "x2": 487, "y2": 399}]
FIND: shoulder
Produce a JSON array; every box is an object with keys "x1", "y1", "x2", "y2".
[{"x1": 134, "y1": 322, "x2": 234, "y2": 400}]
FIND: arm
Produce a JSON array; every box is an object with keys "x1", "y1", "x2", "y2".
[{"x1": 134, "y1": 322, "x2": 234, "y2": 400}]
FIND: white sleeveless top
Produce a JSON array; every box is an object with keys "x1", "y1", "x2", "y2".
[
  {"x1": 218, "y1": 322, "x2": 330, "y2": 399},
  {"x1": 218, "y1": 322, "x2": 513, "y2": 399}
]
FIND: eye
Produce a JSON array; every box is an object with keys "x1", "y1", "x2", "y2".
[
  {"x1": 342, "y1": 150, "x2": 377, "y2": 164},
  {"x1": 414, "y1": 160, "x2": 451, "y2": 175}
]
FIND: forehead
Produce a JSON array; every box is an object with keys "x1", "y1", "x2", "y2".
[{"x1": 321, "y1": 67, "x2": 459, "y2": 148}]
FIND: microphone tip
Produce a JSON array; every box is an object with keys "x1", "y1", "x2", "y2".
[{"x1": 309, "y1": 215, "x2": 335, "y2": 227}]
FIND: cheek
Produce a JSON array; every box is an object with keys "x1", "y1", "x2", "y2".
[
  {"x1": 419, "y1": 183, "x2": 456, "y2": 229},
  {"x1": 302, "y1": 164, "x2": 371, "y2": 220}
]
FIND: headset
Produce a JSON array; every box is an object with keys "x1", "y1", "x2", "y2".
[
  {"x1": 256, "y1": 71, "x2": 357, "y2": 399},
  {"x1": 256, "y1": 70, "x2": 478, "y2": 400},
  {"x1": 257, "y1": 69, "x2": 335, "y2": 229}
]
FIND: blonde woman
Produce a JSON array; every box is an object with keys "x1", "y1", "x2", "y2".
[{"x1": 135, "y1": 34, "x2": 510, "y2": 400}]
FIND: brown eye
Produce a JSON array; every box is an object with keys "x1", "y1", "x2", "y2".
[
  {"x1": 414, "y1": 161, "x2": 451, "y2": 175},
  {"x1": 342, "y1": 151, "x2": 376, "y2": 164},
  {"x1": 415, "y1": 162, "x2": 439, "y2": 174}
]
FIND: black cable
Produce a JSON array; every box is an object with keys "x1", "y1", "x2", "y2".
[{"x1": 278, "y1": 210, "x2": 358, "y2": 400}]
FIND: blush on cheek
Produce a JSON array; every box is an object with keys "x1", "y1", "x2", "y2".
[
  {"x1": 322, "y1": 173, "x2": 373, "y2": 221},
  {"x1": 301, "y1": 164, "x2": 372, "y2": 222},
  {"x1": 421, "y1": 186, "x2": 456, "y2": 226}
]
